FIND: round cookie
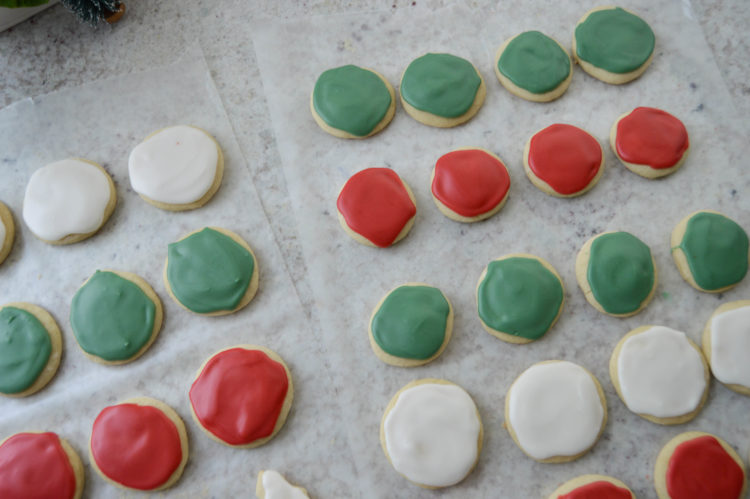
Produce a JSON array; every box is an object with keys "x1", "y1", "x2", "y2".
[
  {"x1": 368, "y1": 283, "x2": 453, "y2": 367},
  {"x1": 654, "y1": 431, "x2": 747, "y2": 499},
  {"x1": 0, "y1": 302, "x2": 62, "y2": 398},
  {"x1": 256, "y1": 470, "x2": 310, "y2": 499},
  {"x1": 430, "y1": 148, "x2": 511, "y2": 223},
  {"x1": 400, "y1": 53, "x2": 486, "y2": 128},
  {"x1": 476, "y1": 254, "x2": 564, "y2": 344},
  {"x1": 549, "y1": 475, "x2": 635, "y2": 499},
  {"x1": 573, "y1": 6, "x2": 655, "y2": 85},
  {"x1": 576, "y1": 231, "x2": 657, "y2": 317},
  {"x1": 609, "y1": 325, "x2": 709, "y2": 424},
  {"x1": 702, "y1": 300, "x2": 750, "y2": 395},
  {"x1": 189, "y1": 345, "x2": 293, "y2": 448},
  {"x1": 0, "y1": 201, "x2": 15, "y2": 266},
  {"x1": 610, "y1": 107, "x2": 690, "y2": 179},
  {"x1": 505, "y1": 360, "x2": 607, "y2": 463},
  {"x1": 495, "y1": 30, "x2": 573, "y2": 102},
  {"x1": 22, "y1": 158, "x2": 116, "y2": 245},
  {"x1": 70, "y1": 270, "x2": 163, "y2": 365},
  {"x1": 310, "y1": 64, "x2": 396, "y2": 139},
  {"x1": 524, "y1": 124, "x2": 604, "y2": 197},
  {"x1": 671, "y1": 210, "x2": 749, "y2": 293},
  {"x1": 336, "y1": 167, "x2": 417, "y2": 248},
  {"x1": 128, "y1": 125, "x2": 224, "y2": 211},
  {"x1": 0, "y1": 431, "x2": 84, "y2": 499},
  {"x1": 90, "y1": 397, "x2": 188, "y2": 491},
  {"x1": 380, "y1": 379, "x2": 483, "y2": 489},
  {"x1": 164, "y1": 227, "x2": 259, "y2": 316}
]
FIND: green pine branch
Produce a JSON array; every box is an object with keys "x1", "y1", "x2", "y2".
[{"x1": 60, "y1": 0, "x2": 118, "y2": 25}]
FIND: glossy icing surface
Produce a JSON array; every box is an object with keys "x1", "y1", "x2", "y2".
[
  {"x1": 0, "y1": 432, "x2": 77, "y2": 499},
  {"x1": 0, "y1": 306, "x2": 51, "y2": 394},
  {"x1": 558, "y1": 481, "x2": 632, "y2": 499},
  {"x1": 666, "y1": 435, "x2": 744, "y2": 499},
  {"x1": 498, "y1": 31, "x2": 570, "y2": 94},
  {"x1": 711, "y1": 306, "x2": 750, "y2": 387},
  {"x1": 615, "y1": 107, "x2": 689, "y2": 169},
  {"x1": 261, "y1": 470, "x2": 308, "y2": 499}
]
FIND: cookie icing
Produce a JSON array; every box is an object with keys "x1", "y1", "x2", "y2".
[
  {"x1": 0, "y1": 306, "x2": 51, "y2": 394},
  {"x1": 189, "y1": 348, "x2": 289, "y2": 445},
  {"x1": 527, "y1": 124, "x2": 602, "y2": 195},
  {"x1": 261, "y1": 471, "x2": 308, "y2": 499},
  {"x1": 666, "y1": 435, "x2": 744, "y2": 499},
  {"x1": 587, "y1": 232, "x2": 655, "y2": 315},
  {"x1": 575, "y1": 7, "x2": 655, "y2": 74},
  {"x1": 508, "y1": 361, "x2": 603, "y2": 460},
  {"x1": 497, "y1": 31, "x2": 570, "y2": 94},
  {"x1": 615, "y1": 107, "x2": 689, "y2": 169},
  {"x1": 711, "y1": 306, "x2": 750, "y2": 387},
  {"x1": 371, "y1": 285, "x2": 449, "y2": 360},
  {"x1": 167, "y1": 228, "x2": 255, "y2": 314},
  {"x1": 91, "y1": 403, "x2": 182, "y2": 490},
  {"x1": 617, "y1": 326, "x2": 705, "y2": 418},
  {"x1": 312, "y1": 65, "x2": 392, "y2": 137},
  {"x1": 400, "y1": 53, "x2": 481, "y2": 118},
  {"x1": 0, "y1": 218, "x2": 6, "y2": 248},
  {"x1": 128, "y1": 125, "x2": 219, "y2": 205},
  {"x1": 558, "y1": 481, "x2": 632, "y2": 499},
  {"x1": 337, "y1": 168, "x2": 416, "y2": 247},
  {"x1": 677, "y1": 212, "x2": 749, "y2": 290},
  {"x1": 70, "y1": 271, "x2": 156, "y2": 361},
  {"x1": 0, "y1": 432, "x2": 77, "y2": 499},
  {"x1": 383, "y1": 383, "x2": 480, "y2": 487},
  {"x1": 23, "y1": 159, "x2": 112, "y2": 241},
  {"x1": 431, "y1": 149, "x2": 510, "y2": 218},
  {"x1": 477, "y1": 257, "x2": 563, "y2": 341}
]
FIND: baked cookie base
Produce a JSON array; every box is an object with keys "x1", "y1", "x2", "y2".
[
  {"x1": 400, "y1": 76, "x2": 487, "y2": 128},
  {"x1": 0, "y1": 201, "x2": 15, "y2": 265},
  {"x1": 548, "y1": 474, "x2": 635, "y2": 499}
]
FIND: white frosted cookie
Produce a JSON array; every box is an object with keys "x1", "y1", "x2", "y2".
[
  {"x1": 703, "y1": 300, "x2": 750, "y2": 395},
  {"x1": 22, "y1": 159, "x2": 116, "y2": 245},
  {"x1": 548, "y1": 474, "x2": 635, "y2": 499},
  {"x1": 128, "y1": 125, "x2": 224, "y2": 211},
  {"x1": 256, "y1": 470, "x2": 309, "y2": 499},
  {"x1": 380, "y1": 379, "x2": 482, "y2": 489},
  {"x1": 610, "y1": 325, "x2": 709, "y2": 424},
  {"x1": 505, "y1": 360, "x2": 606, "y2": 463},
  {"x1": 0, "y1": 201, "x2": 15, "y2": 265}
]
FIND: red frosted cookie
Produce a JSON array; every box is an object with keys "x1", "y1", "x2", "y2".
[
  {"x1": 524, "y1": 124, "x2": 604, "y2": 197},
  {"x1": 336, "y1": 167, "x2": 417, "y2": 247},
  {"x1": 654, "y1": 431, "x2": 747, "y2": 499},
  {"x1": 0, "y1": 431, "x2": 84, "y2": 499},
  {"x1": 189, "y1": 345, "x2": 293, "y2": 448},
  {"x1": 549, "y1": 474, "x2": 634, "y2": 499},
  {"x1": 431, "y1": 148, "x2": 511, "y2": 223},
  {"x1": 611, "y1": 107, "x2": 689, "y2": 179},
  {"x1": 90, "y1": 397, "x2": 188, "y2": 491}
]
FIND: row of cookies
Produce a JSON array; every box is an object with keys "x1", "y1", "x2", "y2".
[{"x1": 312, "y1": 6, "x2": 656, "y2": 138}]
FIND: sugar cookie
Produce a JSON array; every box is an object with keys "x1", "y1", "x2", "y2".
[
  {"x1": 0, "y1": 431, "x2": 84, "y2": 499},
  {"x1": 0, "y1": 302, "x2": 62, "y2": 398},
  {"x1": 22, "y1": 158, "x2": 116, "y2": 245},
  {"x1": 671, "y1": 210, "x2": 749, "y2": 293},
  {"x1": 0, "y1": 201, "x2": 15, "y2": 266},
  {"x1": 524, "y1": 124, "x2": 604, "y2": 197},
  {"x1": 505, "y1": 360, "x2": 606, "y2": 463},
  {"x1": 495, "y1": 31, "x2": 572, "y2": 102},
  {"x1": 609, "y1": 325, "x2": 709, "y2": 424},
  {"x1": 476, "y1": 254, "x2": 564, "y2": 344},
  {"x1": 164, "y1": 227, "x2": 259, "y2": 316},
  {"x1": 380, "y1": 379, "x2": 482, "y2": 489},
  {"x1": 90, "y1": 397, "x2": 188, "y2": 491},
  {"x1": 400, "y1": 53, "x2": 486, "y2": 127},
  {"x1": 703, "y1": 300, "x2": 750, "y2": 395},
  {"x1": 654, "y1": 431, "x2": 747, "y2": 499},
  {"x1": 189, "y1": 345, "x2": 293, "y2": 448},
  {"x1": 573, "y1": 7, "x2": 655, "y2": 84},
  {"x1": 128, "y1": 125, "x2": 224, "y2": 211},
  {"x1": 548, "y1": 474, "x2": 635, "y2": 499},
  {"x1": 336, "y1": 167, "x2": 417, "y2": 248},
  {"x1": 70, "y1": 270, "x2": 163, "y2": 365},
  {"x1": 430, "y1": 148, "x2": 510, "y2": 223},
  {"x1": 256, "y1": 470, "x2": 310, "y2": 499},
  {"x1": 311, "y1": 65, "x2": 395, "y2": 139},
  {"x1": 369, "y1": 283, "x2": 453, "y2": 367},
  {"x1": 576, "y1": 231, "x2": 657, "y2": 317},
  {"x1": 610, "y1": 107, "x2": 689, "y2": 178}
]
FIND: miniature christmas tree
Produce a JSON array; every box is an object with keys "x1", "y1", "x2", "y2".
[{"x1": 60, "y1": 0, "x2": 124, "y2": 25}]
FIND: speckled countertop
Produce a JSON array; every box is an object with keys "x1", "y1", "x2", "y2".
[{"x1": 1, "y1": 1, "x2": 749, "y2": 498}]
